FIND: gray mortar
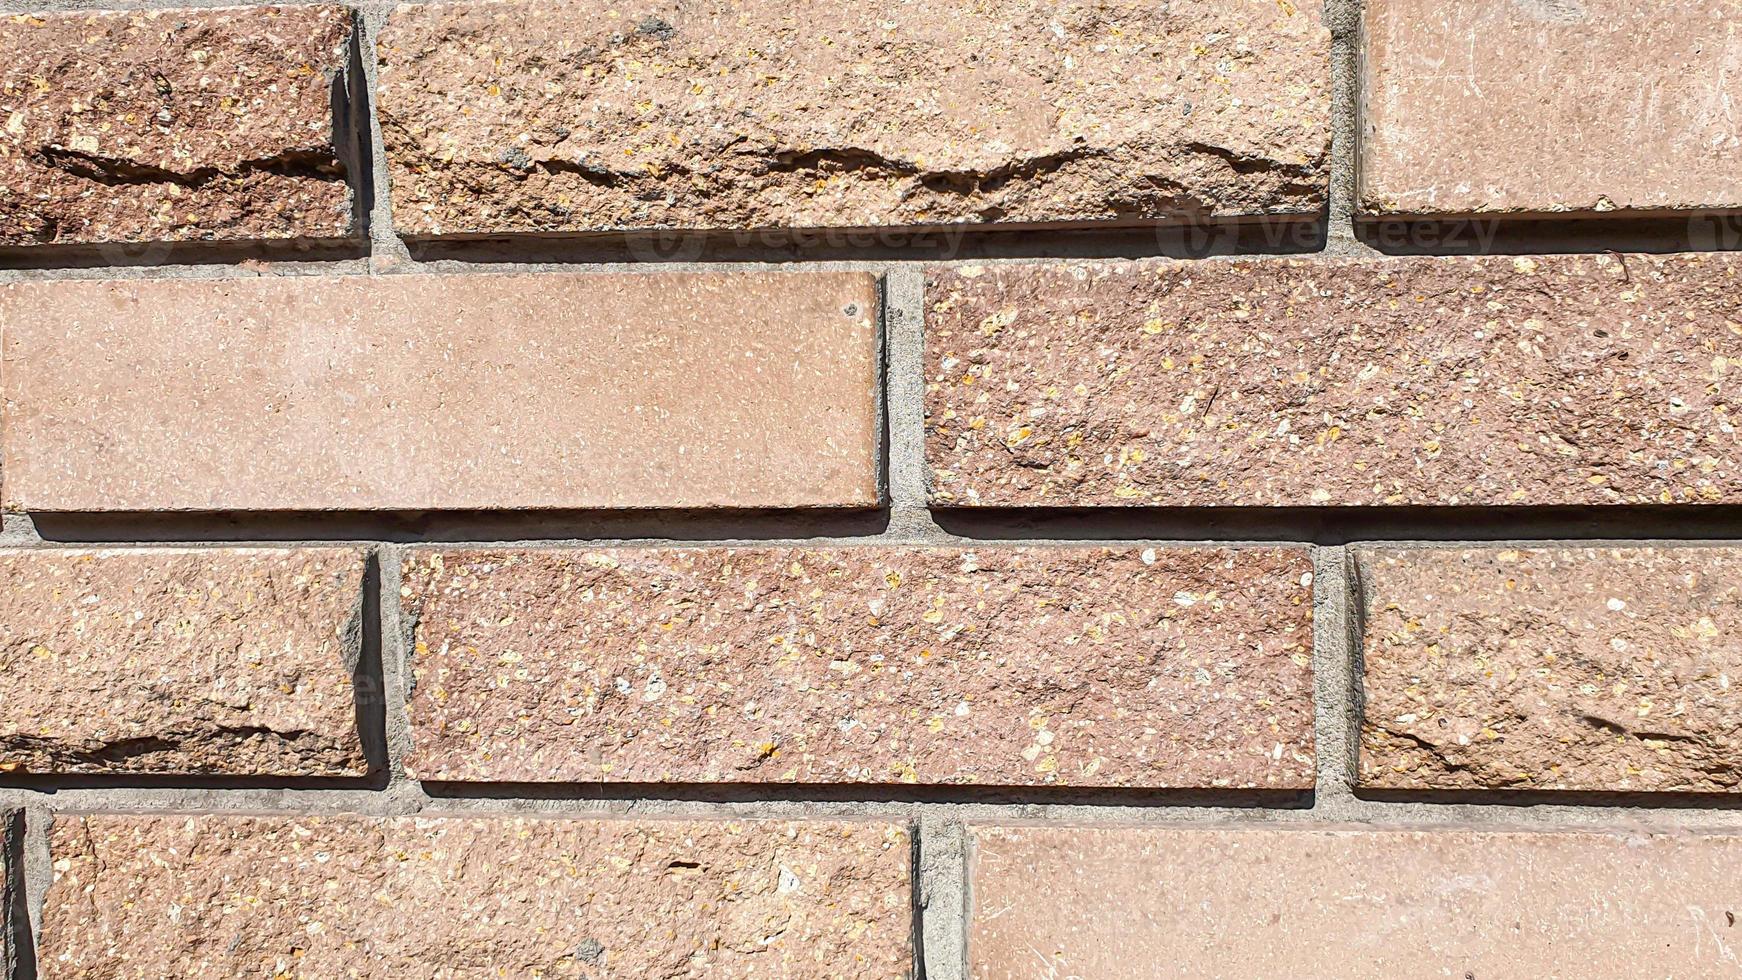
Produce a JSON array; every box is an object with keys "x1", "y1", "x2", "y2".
[{"x1": 5, "y1": 1, "x2": 1742, "y2": 978}]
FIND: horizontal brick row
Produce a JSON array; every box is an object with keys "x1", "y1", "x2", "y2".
[
  {"x1": 927, "y1": 253, "x2": 1742, "y2": 507},
  {"x1": 7, "y1": 255, "x2": 1740, "y2": 514},
  {"x1": 7, "y1": 0, "x2": 1734, "y2": 248},
  {"x1": 400, "y1": 546, "x2": 1315, "y2": 787},
  {"x1": 1, "y1": 5, "x2": 357, "y2": 248},
  {"x1": 1360, "y1": 0, "x2": 1741, "y2": 218},
  {"x1": 6, "y1": 542, "x2": 1736, "y2": 799},
  {"x1": 0, "y1": 271, "x2": 881, "y2": 511},
  {"x1": 1357, "y1": 546, "x2": 1742, "y2": 794},
  {"x1": 968, "y1": 825, "x2": 1742, "y2": 977},
  {"x1": 0, "y1": 548, "x2": 368, "y2": 777},
  {"x1": 43, "y1": 814, "x2": 913, "y2": 977}
]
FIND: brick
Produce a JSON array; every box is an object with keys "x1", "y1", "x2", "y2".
[
  {"x1": 44, "y1": 814, "x2": 913, "y2": 978},
  {"x1": 926, "y1": 253, "x2": 1742, "y2": 507},
  {"x1": 0, "y1": 6, "x2": 357, "y2": 248},
  {"x1": 969, "y1": 825, "x2": 1742, "y2": 978},
  {"x1": 0, "y1": 271, "x2": 880, "y2": 512},
  {"x1": 0, "y1": 548, "x2": 368, "y2": 777},
  {"x1": 1357, "y1": 546, "x2": 1742, "y2": 794},
  {"x1": 401, "y1": 546, "x2": 1314, "y2": 788},
  {"x1": 1359, "y1": 0, "x2": 1742, "y2": 218},
  {"x1": 376, "y1": 0, "x2": 1329, "y2": 238}
]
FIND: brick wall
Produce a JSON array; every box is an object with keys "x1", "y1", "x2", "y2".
[{"x1": 0, "y1": 0, "x2": 1738, "y2": 977}]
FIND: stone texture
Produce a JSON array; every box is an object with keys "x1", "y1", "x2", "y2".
[
  {"x1": 1360, "y1": 0, "x2": 1742, "y2": 218},
  {"x1": 1, "y1": 271, "x2": 879, "y2": 512},
  {"x1": 44, "y1": 814, "x2": 913, "y2": 979},
  {"x1": 0, "y1": 548, "x2": 368, "y2": 776},
  {"x1": 401, "y1": 546, "x2": 1314, "y2": 787},
  {"x1": 969, "y1": 825, "x2": 1742, "y2": 979},
  {"x1": 0, "y1": 6, "x2": 356, "y2": 247},
  {"x1": 1358, "y1": 546, "x2": 1742, "y2": 794},
  {"x1": 926, "y1": 253, "x2": 1742, "y2": 507},
  {"x1": 376, "y1": 0, "x2": 1329, "y2": 237}
]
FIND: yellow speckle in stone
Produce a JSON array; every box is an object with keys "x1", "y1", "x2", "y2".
[
  {"x1": 1513, "y1": 257, "x2": 1538, "y2": 274},
  {"x1": 1142, "y1": 318, "x2": 1170, "y2": 335}
]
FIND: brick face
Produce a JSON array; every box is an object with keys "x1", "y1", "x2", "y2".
[
  {"x1": 1360, "y1": 0, "x2": 1742, "y2": 218},
  {"x1": 1357, "y1": 546, "x2": 1742, "y2": 794},
  {"x1": 926, "y1": 254, "x2": 1742, "y2": 507},
  {"x1": 401, "y1": 546, "x2": 1314, "y2": 787},
  {"x1": 969, "y1": 825, "x2": 1742, "y2": 979},
  {"x1": 376, "y1": 0, "x2": 1329, "y2": 237},
  {"x1": 0, "y1": 6, "x2": 356, "y2": 247},
  {"x1": 0, "y1": 271, "x2": 880, "y2": 512},
  {"x1": 0, "y1": 548, "x2": 369, "y2": 777},
  {"x1": 44, "y1": 814, "x2": 913, "y2": 979}
]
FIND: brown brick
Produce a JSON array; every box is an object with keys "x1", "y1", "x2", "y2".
[
  {"x1": 0, "y1": 548, "x2": 368, "y2": 776},
  {"x1": 926, "y1": 254, "x2": 1742, "y2": 507},
  {"x1": 44, "y1": 814, "x2": 913, "y2": 978},
  {"x1": 1, "y1": 271, "x2": 880, "y2": 512},
  {"x1": 402, "y1": 546, "x2": 1314, "y2": 788},
  {"x1": 969, "y1": 825, "x2": 1742, "y2": 978},
  {"x1": 376, "y1": 0, "x2": 1329, "y2": 238},
  {"x1": 1359, "y1": 0, "x2": 1742, "y2": 218},
  {"x1": 0, "y1": 6, "x2": 357, "y2": 248},
  {"x1": 1357, "y1": 546, "x2": 1742, "y2": 794}
]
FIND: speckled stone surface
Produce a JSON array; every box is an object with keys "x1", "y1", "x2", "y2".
[
  {"x1": 926, "y1": 254, "x2": 1742, "y2": 507},
  {"x1": 401, "y1": 547, "x2": 1314, "y2": 787},
  {"x1": 968, "y1": 825, "x2": 1742, "y2": 978},
  {"x1": 376, "y1": 0, "x2": 1329, "y2": 237},
  {"x1": 0, "y1": 6, "x2": 356, "y2": 247},
  {"x1": 1358, "y1": 547, "x2": 1742, "y2": 794},
  {"x1": 1361, "y1": 0, "x2": 1742, "y2": 218},
  {"x1": 44, "y1": 814, "x2": 913, "y2": 979},
  {"x1": 0, "y1": 548, "x2": 367, "y2": 776},
  {"x1": 1, "y1": 271, "x2": 879, "y2": 512}
]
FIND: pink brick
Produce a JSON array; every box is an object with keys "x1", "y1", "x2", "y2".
[
  {"x1": 402, "y1": 546, "x2": 1315, "y2": 788},
  {"x1": 927, "y1": 254, "x2": 1742, "y2": 507},
  {"x1": 1, "y1": 6, "x2": 357, "y2": 247},
  {"x1": 970, "y1": 825, "x2": 1742, "y2": 978},
  {"x1": 0, "y1": 271, "x2": 880, "y2": 512},
  {"x1": 1360, "y1": 0, "x2": 1742, "y2": 217},
  {"x1": 0, "y1": 548, "x2": 368, "y2": 776},
  {"x1": 45, "y1": 814, "x2": 913, "y2": 978}
]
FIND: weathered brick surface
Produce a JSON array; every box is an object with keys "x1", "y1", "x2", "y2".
[
  {"x1": 969, "y1": 825, "x2": 1742, "y2": 978},
  {"x1": 401, "y1": 546, "x2": 1314, "y2": 787},
  {"x1": 0, "y1": 6, "x2": 356, "y2": 248},
  {"x1": 0, "y1": 548, "x2": 368, "y2": 777},
  {"x1": 1360, "y1": 0, "x2": 1742, "y2": 218},
  {"x1": 376, "y1": 0, "x2": 1329, "y2": 237},
  {"x1": 44, "y1": 814, "x2": 913, "y2": 978},
  {"x1": 1358, "y1": 546, "x2": 1742, "y2": 794},
  {"x1": 927, "y1": 254, "x2": 1742, "y2": 507},
  {"x1": 0, "y1": 271, "x2": 880, "y2": 512}
]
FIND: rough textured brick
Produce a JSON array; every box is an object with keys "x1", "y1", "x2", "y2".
[
  {"x1": 1360, "y1": 0, "x2": 1742, "y2": 218},
  {"x1": 44, "y1": 814, "x2": 913, "y2": 979},
  {"x1": 376, "y1": 0, "x2": 1329, "y2": 237},
  {"x1": 401, "y1": 546, "x2": 1314, "y2": 787},
  {"x1": 927, "y1": 254, "x2": 1742, "y2": 507},
  {"x1": 0, "y1": 6, "x2": 356, "y2": 248},
  {"x1": 0, "y1": 271, "x2": 879, "y2": 512},
  {"x1": 0, "y1": 548, "x2": 368, "y2": 776},
  {"x1": 969, "y1": 825, "x2": 1742, "y2": 979},
  {"x1": 1358, "y1": 546, "x2": 1742, "y2": 794}
]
